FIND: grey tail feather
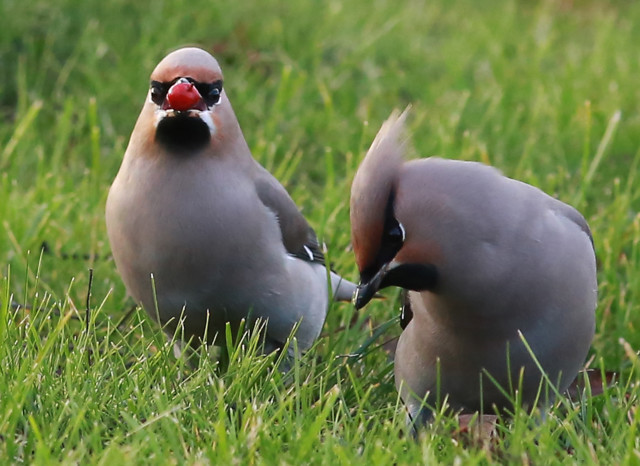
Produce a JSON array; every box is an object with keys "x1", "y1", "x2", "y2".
[{"x1": 330, "y1": 273, "x2": 358, "y2": 302}]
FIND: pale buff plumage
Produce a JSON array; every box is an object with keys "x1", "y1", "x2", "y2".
[
  {"x1": 106, "y1": 47, "x2": 355, "y2": 356},
  {"x1": 351, "y1": 109, "x2": 596, "y2": 422}
]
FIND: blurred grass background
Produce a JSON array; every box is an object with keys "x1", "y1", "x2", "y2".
[{"x1": 2, "y1": 0, "x2": 640, "y2": 463}]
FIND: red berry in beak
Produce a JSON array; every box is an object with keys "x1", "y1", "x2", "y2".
[{"x1": 166, "y1": 82, "x2": 202, "y2": 111}]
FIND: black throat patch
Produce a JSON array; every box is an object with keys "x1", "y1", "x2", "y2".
[{"x1": 155, "y1": 113, "x2": 210, "y2": 153}]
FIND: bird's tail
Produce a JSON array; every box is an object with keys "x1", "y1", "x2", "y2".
[{"x1": 329, "y1": 272, "x2": 358, "y2": 302}]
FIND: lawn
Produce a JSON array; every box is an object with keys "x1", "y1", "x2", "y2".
[{"x1": 2, "y1": 0, "x2": 640, "y2": 463}]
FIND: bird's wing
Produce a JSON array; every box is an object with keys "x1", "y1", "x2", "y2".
[
  {"x1": 253, "y1": 166, "x2": 326, "y2": 265},
  {"x1": 552, "y1": 201, "x2": 595, "y2": 251}
]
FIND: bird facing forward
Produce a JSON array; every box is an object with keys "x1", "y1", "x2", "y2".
[
  {"x1": 106, "y1": 47, "x2": 355, "y2": 357},
  {"x1": 350, "y1": 109, "x2": 597, "y2": 423}
]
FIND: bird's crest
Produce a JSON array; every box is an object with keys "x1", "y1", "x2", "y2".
[{"x1": 350, "y1": 107, "x2": 411, "y2": 272}]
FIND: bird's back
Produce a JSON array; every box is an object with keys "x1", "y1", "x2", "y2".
[{"x1": 394, "y1": 157, "x2": 597, "y2": 412}]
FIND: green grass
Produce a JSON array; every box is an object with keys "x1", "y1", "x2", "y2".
[{"x1": 2, "y1": 0, "x2": 640, "y2": 463}]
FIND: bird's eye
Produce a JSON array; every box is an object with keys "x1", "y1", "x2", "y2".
[
  {"x1": 208, "y1": 87, "x2": 221, "y2": 105},
  {"x1": 150, "y1": 81, "x2": 167, "y2": 106},
  {"x1": 384, "y1": 220, "x2": 405, "y2": 251},
  {"x1": 196, "y1": 80, "x2": 223, "y2": 107},
  {"x1": 386, "y1": 222, "x2": 405, "y2": 243},
  {"x1": 381, "y1": 191, "x2": 405, "y2": 250}
]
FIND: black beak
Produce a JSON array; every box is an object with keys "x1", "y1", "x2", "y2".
[
  {"x1": 354, "y1": 262, "x2": 439, "y2": 310},
  {"x1": 353, "y1": 264, "x2": 389, "y2": 309}
]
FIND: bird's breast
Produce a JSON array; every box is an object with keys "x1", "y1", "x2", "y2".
[{"x1": 106, "y1": 155, "x2": 286, "y2": 324}]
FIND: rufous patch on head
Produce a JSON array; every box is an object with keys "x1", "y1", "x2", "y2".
[
  {"x1": 351, "y1": 218, "x2": 383, "y2": 272},
  {"x1": 350, "y1": 109, "x2": 410, "y2": 272}
]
